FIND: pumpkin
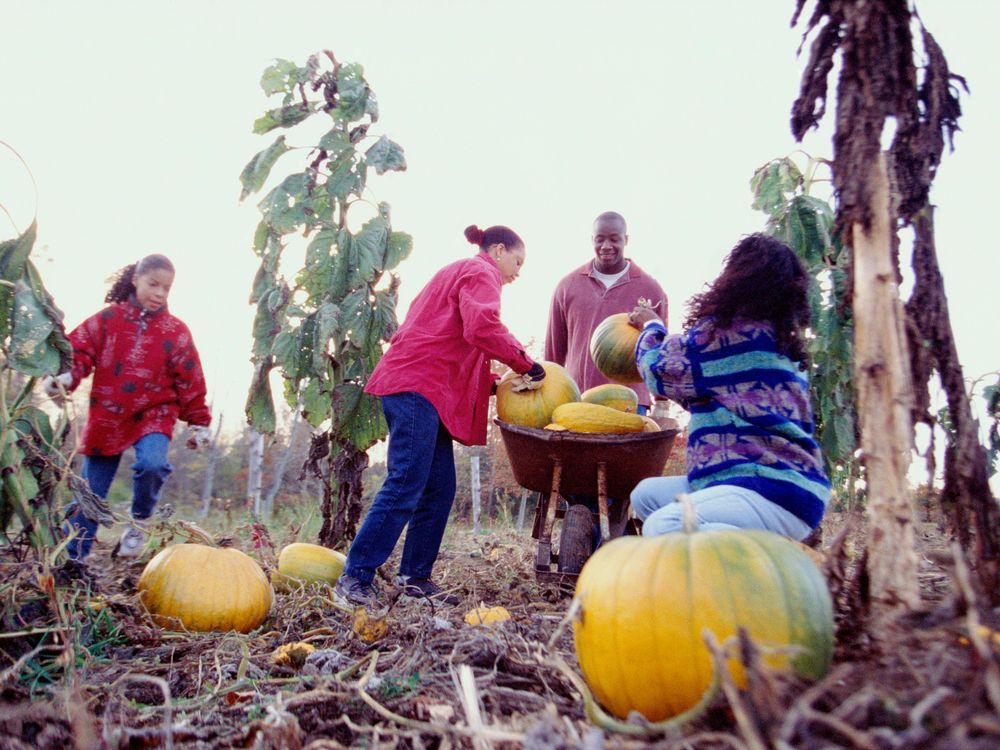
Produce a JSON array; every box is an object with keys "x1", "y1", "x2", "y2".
[
  {"x1": 464, "y1": 606, "x2": 512, "y2": 625},
  {"x1": 640, "y1": 415, "x2": 661, "y2": 432},
  {"x1": 272, "y1": 542, "x2": 347, "y2": 591},
  {"x1": 496, "y1": 361, "x2": 580, "y2": 429},
  {"x1": 589, "y1": 313, "x2": 642, "y2": 384},
  {"x1": 138, "y1": 543, "x2": 273, "y2": 633},
  {"x1": 551, "y1": 402, "x2": 645, "y2": 434},
  {"x1": 580, "y1": 383, "x2": 639, "y2": 413},
  {"x1": 572, "y1": 527, "x2": 833, "y2": 721}
]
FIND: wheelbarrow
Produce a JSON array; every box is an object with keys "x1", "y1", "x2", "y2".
[{"x1": 495, "y1": 418, "x2": 679, "y2": 588}]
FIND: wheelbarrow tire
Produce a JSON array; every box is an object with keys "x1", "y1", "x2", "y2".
[{"x1": 558, "y1": 504, "x2": 594, "y2": 575}]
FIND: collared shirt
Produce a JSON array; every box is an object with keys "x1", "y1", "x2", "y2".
[
  {"x1": 68, "y1": 300, "x2": 210, "y2": 456},
  {"x1": 544, "y1": 259, "x2": 668, "y2": 405},
  {"x1": 365, "y1": 252, "x2": 533, "y2": 446}
]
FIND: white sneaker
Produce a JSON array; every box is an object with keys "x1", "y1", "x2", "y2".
[{"x1": 116, "y1": 526, "x2": 146, "y2": 557}]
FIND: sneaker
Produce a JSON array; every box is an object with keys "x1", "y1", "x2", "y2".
[
  {"x1": 114, "y1": 526, "x2": 146, "y2": 558},
  {"x1": 333, "y1": 574, "x2": 380, "y2": 608},
  {"x1": 395, "y1": 575, "x2": 461, "y2": 606}
]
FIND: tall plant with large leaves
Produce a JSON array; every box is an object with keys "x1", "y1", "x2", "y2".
[
  {"x1": 751, "y1": 155, "x2": 858, "y2": 507},
  {"x1": 0, "y1": 146, "x2": 75, "y2": 550},
  {"x1": 240, "y1": 52, "x2": 412, "y2": 547}
]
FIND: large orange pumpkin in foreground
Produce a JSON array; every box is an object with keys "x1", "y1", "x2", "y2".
[
  {"x1": 496, "y1": 361, "x2": 580, "y2": 428},
  {"x1": 138, "y1": 543, "x2": 273, "y2": 633},
  {"x1": 572, "y1": 527, "x2": 833, "y2": 721},
  {"x1": 589, "y1": 313, "x2": 642, "y2": 384}
]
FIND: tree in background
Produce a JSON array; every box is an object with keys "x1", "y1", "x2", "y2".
[
  {"x1": 239, "y1": 51, "x2": 412, "y2": 549},
  {"x1": 791, "y1": 0, "x2": 999, "y2": 624}
]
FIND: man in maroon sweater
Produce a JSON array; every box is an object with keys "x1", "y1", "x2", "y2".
[{"x1": 544, "y1": 211, "x2": 668, "y2": 415}]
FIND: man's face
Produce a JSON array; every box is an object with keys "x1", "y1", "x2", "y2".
[{"x1": 592, "y1": 216, "x2": 628, "y2": 274}]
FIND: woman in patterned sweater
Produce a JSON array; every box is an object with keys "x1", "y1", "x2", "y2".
[{"x1": 628, "y1": 234, "x2": 829, "y2": 540}]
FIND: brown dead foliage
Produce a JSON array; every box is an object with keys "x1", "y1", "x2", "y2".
[{"x1": 1, "y1": 509, "x2": 998, "y2": 749}]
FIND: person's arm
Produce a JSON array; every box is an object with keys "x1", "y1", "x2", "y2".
[
  {"x1": 457, "y1": 271, "x2": 534, "y2": 374},
  {"x1": 168, "y1": 326, "x2": 211, "y2": 427},
  {"x1": 634, "y1": 320, "x2": 700, "y2": 405},
  {"x1": 543, "y1": 287, "x2": 567, "y2": 365},
  {"x1": 67, "y1": 313, "x2": 103, "y2": 388}
]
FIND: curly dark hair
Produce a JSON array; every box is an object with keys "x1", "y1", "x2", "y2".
[
  {"x1": 686, "y1": 233, "x2": 810, "y2": 364},
  {"x1": 105, "y1": 254, "x2": 175, "y2": 304}
]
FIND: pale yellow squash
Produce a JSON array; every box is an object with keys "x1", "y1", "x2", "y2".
[
  {"x1": 272, "y1": 542, "x2": 347, "y2": 591},
  {"x1": 551, "y1": 402, "x2": 645, "y2": 434},
  {"x1": 580, "y1": 383, "x2": 639, "y2": 413}
]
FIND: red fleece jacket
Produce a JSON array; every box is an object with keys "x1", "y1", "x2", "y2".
[
  {"x1": 68, "y1": 299, "x2": 210, "y2": 456},
  {"x1": 365, "y1": 252, "x2": 534, "y2": 446}
]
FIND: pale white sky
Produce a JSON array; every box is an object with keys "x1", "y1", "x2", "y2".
[{"x1": 1, "y1": 1, "x2": 997, "y2": 447}]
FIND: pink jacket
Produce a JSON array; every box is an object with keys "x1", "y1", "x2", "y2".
[
  {"x1": 544, "y1": 260, "x2": 668, "y2": 406},
  {"x1": 365, "y1": 252, "x2": 534, "y2": 446}
]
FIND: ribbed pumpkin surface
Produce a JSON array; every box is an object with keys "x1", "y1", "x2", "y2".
[
  {"x1": 551, "y1": 402, "x2": 645, "y2": 434},
  {"x1": 580, "y1": 383, "x2": 639, "y2": 413},
  {"x1": 589, "y1": 313, "x2": 642, "y2": 384},
  {"x1": 138, "y1": 544, "x2": 273, "y2": 633},
  {"x1": 273, "y1": 542, "x2": 347, "y2": 591},
  {"x1": 573, "y1": 530, "x2": 833, "y2": 721},
  {"x1": 496, "y1": 361, "x2": 580, "y2": 429}
]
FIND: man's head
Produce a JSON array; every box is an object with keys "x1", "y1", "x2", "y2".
[{"x1": 592, "y1": 211, "x2": 628, "y2": 274}]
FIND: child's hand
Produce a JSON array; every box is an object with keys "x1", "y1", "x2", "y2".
[
  {"x1": 628, "y1": 306, "x2": 660, "y2": 329},
  {"x1": 186, "y1": 425, "x2": 212, "y2": 450},
  {"x1": 42, "y1": 372, "x2": 73, "y2": 398}
]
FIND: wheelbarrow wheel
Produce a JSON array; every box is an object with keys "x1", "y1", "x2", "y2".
[{"x1": 558, "y1": 504, "x2": 594, "y2": 575}]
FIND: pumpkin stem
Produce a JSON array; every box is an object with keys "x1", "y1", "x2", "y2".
[
  {"x1": 174, "y1": 520, "x2": 218, "y2": 547},
  {"x1": 550, "y1": 652, "x2": 719, "y2": 736},
  {"x1": 678, "y1": 493, "x2": 699, "y2": 534}
]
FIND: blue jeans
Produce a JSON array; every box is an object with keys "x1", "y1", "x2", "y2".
[
  {"x1": 631, "y1": 475, "x2": 812, "y2": 540},
  {"x1": 345, "y1": 392, "x2": 456, "y2": 584},
  {"x1": 64, "y1": 433, "x2": 173, "y2": 559}
]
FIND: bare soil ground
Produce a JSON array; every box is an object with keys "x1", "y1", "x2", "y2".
[{"x1": 1, "y1": 509, "x2": 998, "y2": 749}]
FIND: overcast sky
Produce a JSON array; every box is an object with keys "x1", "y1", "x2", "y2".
[{"x1": 1, "y1": 1, "x2": 997, "y2": 453}]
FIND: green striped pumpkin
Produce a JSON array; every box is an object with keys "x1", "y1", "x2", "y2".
[
  {"x1": 589, "y1": 313, "x2": 642, "y2": 384},
  {"x1": 572, "y1": 528, "x2": 833, "y2": 721}
]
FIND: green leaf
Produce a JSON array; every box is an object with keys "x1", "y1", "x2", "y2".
[
  {"x1": 0, "y1": 220, "x2": 36, "y2": 282},
  {"x1": 325, "y1": 153, "x2": 362, "y2": 200},
  {"x1": 301, "y1": 376, "x2": 331, "y2": 427},
  {"x1": 239, "y1": 136, "x2": 291, "y2": 201},
  {"x1": 750, "y1": 159, "x2": 802, "y2": 216},
  {"x1": 253, "y1": 104, "x2": 313, "y2": 135},
  {"x1": 318, "y1": 129, "x2": 353, "y2": 159},
  {"x1": 271, "y1": 329, "x2": 303, "y2": 377},
  {"x1": 353, "y1": 216, "x2": 389, "y2": 280},
  {"x1": 384, "y1": 231, "x2": 413, "y2": 271},
  {"x1": 364, "y1": 135, "x2": 407, "y2": 175},
  {"x1": 334, "y1": 63, "x2": 369, "y2": 122},
  {"x1": 260, "y1": 59, "x2": 299, "y2": 95},
  {"x1": 9, "y1": 281, "x2": 61, "y2": 376},
  {"x1": 260, "y1": 173, "x2": 312, "y2": 235},
  {"x1": 246, "y1": 361, "x2": 277, "y2": 433},
  {"x1": 312, "y1": 302, "x2": 340, "y2": 372},
  {"x1": 333, "y1": 384, "x2": 386, "y2": 451}
]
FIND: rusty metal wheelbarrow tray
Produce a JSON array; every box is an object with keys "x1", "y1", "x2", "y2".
[{"x1": 495, "y1": 419, "x2": 679, "y2": 586}]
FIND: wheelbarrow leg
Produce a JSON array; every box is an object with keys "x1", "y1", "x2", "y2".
[
  {"x1": 596, "y1": 461, "x2": 611, "y2": 544},
  {"x1": 535, "y1": 459, "x2": 562, "y2": 572}
]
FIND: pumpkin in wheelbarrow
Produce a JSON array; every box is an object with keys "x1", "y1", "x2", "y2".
[{"x1": 496, "y1": 361, "x2": 580, "y2": 429}]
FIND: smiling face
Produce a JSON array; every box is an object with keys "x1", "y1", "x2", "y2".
[
  {"x1": 491, "y1": 243, "x2": 525, "y2": 285},
  {"x1": 133, "y1": 267, "x2": 175, "y2": 311},
  {"x1": 592, "y1": 214, "x2": 628, "y2": 274}
]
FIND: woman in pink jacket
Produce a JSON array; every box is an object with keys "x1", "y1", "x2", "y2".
[{"x1": 334, "y1": 225, "x2": 544, "y2": 608}]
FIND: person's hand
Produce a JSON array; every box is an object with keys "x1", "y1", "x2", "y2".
[
  {"x1": 628, "y1": 305, "x2": 660, "y2": 329},
  {"x1": 186, "y1": 425, "x2": 212, "y2": 450},
  {"x1": 42, "y1": 372, "x2": 73, "y2": 398},
  {"x1": 510, "y1": 362, "x2": 546, "y2": 393}
]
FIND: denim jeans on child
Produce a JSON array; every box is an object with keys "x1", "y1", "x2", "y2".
[
  {"x1": 344, "y1": 392, "x2": 456, "y2": 585},
  {"x1": 631, "y1": 475, "x2": 812, "y2": 540},
  {"x1": 64, "y1": 432, "x2": 173, "y2": 559}
]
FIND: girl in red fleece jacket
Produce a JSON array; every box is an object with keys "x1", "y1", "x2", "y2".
[{"x1": 46, "y1": 254, "x2": 211, "y2": 561}]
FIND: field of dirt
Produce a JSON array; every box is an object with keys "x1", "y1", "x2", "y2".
[{"x1": 1, "y1": 509, "x2": 998, "y2": 749}]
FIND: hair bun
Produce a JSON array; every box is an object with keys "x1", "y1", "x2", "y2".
[{"x1": 464, "y1": 225, "x2": 485, "y2": 245}]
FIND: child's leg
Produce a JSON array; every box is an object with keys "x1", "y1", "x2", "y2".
[
  {"x1": 641, "y1": 484, "x2": 812, "y2": 539},
  {"x1": 130, "y1": 433, "x2": 173, "y2": 521},
  {"x1": 398, "y1": 422, "x2": 456, "y2": 580},
  {"x1": 65, "y1": 454, "x2": 122, "y2": 559},
  {"x1": 344, "y1": 393, "x2": 443, "y2": 585},
  {"x1": 630, "y1": 475, "x2": 690, "y2": 521}
]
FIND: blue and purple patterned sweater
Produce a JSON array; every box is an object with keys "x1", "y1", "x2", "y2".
[{"x1": 635, "y1": 318, "x2": 830, "y2": 528}]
